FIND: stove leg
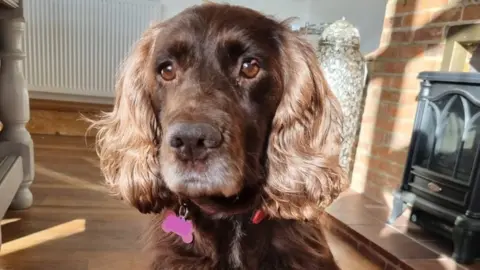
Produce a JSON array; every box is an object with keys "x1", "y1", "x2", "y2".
[
  {"x1": 452, "y1": 215, "x2": 477, "y2": 265},
  {"x1": 388, "y1": 190, "x2": 406, "y2": 224}
]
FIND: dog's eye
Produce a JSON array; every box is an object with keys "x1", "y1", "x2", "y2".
[
  {"x1": 240, "y1": 58, "x2": 260, "y2": 78},
  {"x1": 158, "y1": 62, "x2": 177, "y2": 81}
]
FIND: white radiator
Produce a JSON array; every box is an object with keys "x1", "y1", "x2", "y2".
[{"x1": 23, "y1": 0, "x2": 164, "y2": 102}]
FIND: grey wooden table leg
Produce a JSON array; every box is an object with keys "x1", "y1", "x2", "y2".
[{"x1": 0, "y1": 17, "x2": 34, "y2": 210}]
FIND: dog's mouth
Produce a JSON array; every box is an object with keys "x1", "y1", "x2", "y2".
[{"x1": 189, "y1": 186, "x2": 260, "y2": 216}]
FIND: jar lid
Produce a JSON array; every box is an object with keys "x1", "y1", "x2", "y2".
[{"x1": 319, "y1": 18, "x2": 360, "y2": 47}]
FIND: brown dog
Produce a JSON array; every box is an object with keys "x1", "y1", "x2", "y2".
[{"x1": 91, "y1": 3, "x2": 347, "y2": 269}]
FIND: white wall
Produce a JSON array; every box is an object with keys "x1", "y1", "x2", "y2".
[
  {"x1": 307, "y1": 0, "x2": 387, "y2": 54},
  {"x1": 160, "y1": 0, "x2": 387, "y2": 54},
  {"x1": 160, "y1": 0, "x2": 310, "y2": 25}
]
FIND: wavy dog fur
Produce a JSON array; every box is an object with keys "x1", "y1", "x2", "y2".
[{"x1": 90, "y1": 3, "x2": 347, "y2": 269}]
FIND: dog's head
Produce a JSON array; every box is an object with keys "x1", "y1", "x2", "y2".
[{"x1": 91, "y1": 3, "x2": 346, "y2": 220}]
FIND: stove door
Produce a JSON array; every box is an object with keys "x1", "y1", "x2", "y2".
[{"x1": 413, "y1": 93, "x2": 480, "y2": 185}]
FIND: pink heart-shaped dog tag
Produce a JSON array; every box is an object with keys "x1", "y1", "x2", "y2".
[{"x1": 161, "y1": 210, "x2": 193, "y2": 243}]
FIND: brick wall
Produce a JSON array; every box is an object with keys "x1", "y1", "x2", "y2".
[{"x1": 350, "y1": 0, "x2": 480, "y2": 204}]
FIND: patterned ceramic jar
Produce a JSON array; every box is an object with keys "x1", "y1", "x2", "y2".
[{"x1": 316, "y1": 18, "x2": 368, "y2": 179}]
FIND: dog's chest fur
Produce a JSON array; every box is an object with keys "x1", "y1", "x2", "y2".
[
  {"x1": 228, "y1": 220, "x2": 245, "y2": 268},
  {"x1": 148, "y1": 214, "x2": 339, "y2": 270},
  {"x1": 203, "y1": 215, "x2": 271, "y2": 269}
]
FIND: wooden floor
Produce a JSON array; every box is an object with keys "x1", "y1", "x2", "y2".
[{"x1": 0, "y1": 135, "x2": 381, "y2": 270}]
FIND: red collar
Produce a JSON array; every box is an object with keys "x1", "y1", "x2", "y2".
[
  {"x1": 178, "y1": 200, "x2": 267, "y2": 224},
  {"x1": 251, "y1": 209, "x2": 266, "y2": 224},
  {"x1": 161, "y1": 208, "x2": 267, "y2": 244}
]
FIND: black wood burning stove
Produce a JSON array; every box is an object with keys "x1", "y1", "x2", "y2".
[{"x1": 389, "y1": 71, "x2": 480, "y2": 264}]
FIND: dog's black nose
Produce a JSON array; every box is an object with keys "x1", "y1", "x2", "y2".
[{"x1": 167, "y1": 122, "x2": 222, "y2": 160}]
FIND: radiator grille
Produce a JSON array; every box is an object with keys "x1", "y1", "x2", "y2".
[{"x1": 23, "y1": 0, "x2": 163, "y2": 99}]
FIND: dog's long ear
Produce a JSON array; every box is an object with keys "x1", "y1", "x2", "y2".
[
  {"x1": 88, "y1": 23, "x2": 175, "y2": 214},
  {"x1": 262, "y1": 30, "x2": 347, "y2": 220}
]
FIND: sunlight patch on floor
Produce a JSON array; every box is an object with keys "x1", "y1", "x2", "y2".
[
  {"x1": 0, "y1": 219, "x2": 86, "y2": 256},
  {"x1": 36, "y1": 164, "x2": 105, "y2": 192},
  {"x1": 0, "y1": 218, "x2": 20, "y2": 226},
  {"x1": 81, "y1": 156, "x2": 100, "y2": 168}
]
